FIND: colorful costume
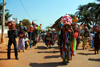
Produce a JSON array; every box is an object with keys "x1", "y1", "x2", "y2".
[
  {"x1": 24, "y1": 26, "x2": 31, "y2": 49},
  {"x1": 32, "y1": 30, "x2": 38, "y2": 46},
  {"x1": 59, "y1": 14, "x2": 72, "y2": 64},
  {"x1": 71, "y1": 23, "x2": 78, "y2": 55},
  {"x1": 82, "y1": 24, "x2": 89, "y2": 49},
  {"x1": 28, "y1": 25, "x2": 33, "y2": 44},
  {"x1": 45, "y1": 29, "x2": 53, "y2": 48}
]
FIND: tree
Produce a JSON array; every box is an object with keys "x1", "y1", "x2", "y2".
[
  {"x1": 45, "y1": 26, "x2": 51, "y2": 30},
  {"x1": 0, "y1": 3, "x2": 10, "y2": 25},
  {"x1": 5, "y1": 12, "x2": 12, "y2": 26},
  {"x1": 75, "y1": 2, "x2": 100, "y2": 29},
  {"x1": 21, "y1": 19, "x2": 31, "y2": 30},
  {"x1": 75, "y1": 5, "x2": 92, "y2": 28}
]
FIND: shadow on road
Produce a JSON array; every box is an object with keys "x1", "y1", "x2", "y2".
[
  {"x1": 51, "y1": 46, "x2": 59, "y2": 49},
  {"x1": 88, "y1": 58, "x2": 100, "y2": 62},
  {"x1": 6, "y1": 49, "x2": 15, "y2": 50},
  {"x1": 37, "y1": 51, "x2": 59, "y2": 53},
  {"x1": 78, "y1": 53, "x2": 95, "y2": 55},
  {"x1": 29, "y1": 62, "x2": 67, "y2": 67},
  {"x1": 44, "y1": 55, "x2": 60, "y2": 59},
  {"x1": 88, "y1": 50, "x2": 94, "y2": 51},
  {"x1": 0, "y1": 58, "x2": 17, "y2": 60},
  {"x1": 34, "y1": 46, "x2": 47, "y2": 50},
  {"x1": 76, "y1": 49, "x2": 83, "y2": 50},
  {"x1": 0, "y1": 51, "x2": 16, "y2": 53}
]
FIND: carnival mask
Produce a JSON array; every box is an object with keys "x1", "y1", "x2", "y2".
[{"x1": 6, "y1": 21, "x2": 16, "y2": 30}]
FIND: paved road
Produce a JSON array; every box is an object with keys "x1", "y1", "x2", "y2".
[{"x1": 0, "y1": 40, "x2": 100, "y2": 67}]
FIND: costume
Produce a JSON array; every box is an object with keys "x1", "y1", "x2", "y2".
[
  {"x1": 18, "y1": 22, "x2": 25, "y2": 51},
  {"x1": 82, "y1": 24, "x2": 89, "y2": 49},
  {"x1": 24, "y1": 26, "x2": 30, "y2": 49},
  {"x1": 32, "y1": 29, "x2": 38, "y2": 46},
  {"x1": 6, "y1": 17, "x2": 18, "y2": 60},
  {"x1": 71, "y1": 23, "x2": 78, "y2": 55},
  {"x1": 28, "y1": 25, "x2": 33, "y2": 45},
  {"x1": 45, "y1": 28, "x2": 53, "y2": 48},
  {"x1": 93, "y1": 24, "x2": 100, "y2": 54},
  {"x1": 59, "y1": 14, "x2": 72, "y2": 64}
]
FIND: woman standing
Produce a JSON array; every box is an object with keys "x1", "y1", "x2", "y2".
[
  {"x1": 82, "y1": 24, "x2": 89, "y2": 50},
  {"x1": 18, "y1": 22, "x2": 25, "y2": 52}
]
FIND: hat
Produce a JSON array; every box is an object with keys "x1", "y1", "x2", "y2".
[
  {"x1": 6, "y1": 17, "x2": 15, "y2": 23},
  {"x1": 29, "y1": 25, "x2": 33, "y2": 28},
  {"x1": 48, "y1": 28, "x2": 51, "y2": 30}
]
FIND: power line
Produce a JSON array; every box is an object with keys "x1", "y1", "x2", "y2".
[{"x1": 20, "y1": 0, "x2": 32, "y2": 20}]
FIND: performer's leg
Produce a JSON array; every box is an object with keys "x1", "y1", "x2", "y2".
[
  {"x1": 7, "y1": 41, "x2": 12, "y2": 59},
  {"x1": 13, "y1": 41, "x2": 18, "y2": 60},
  {"x1": 29, "y1": 40, "x2": 31, "y2": 48},
  {"x1": 94, "y1": 47, "x2": 96, "y2": 54},
  {"x1": 97, "y1": 47, "x2": 99, "y2": 54}
]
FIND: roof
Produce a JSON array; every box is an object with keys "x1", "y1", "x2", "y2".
[{"x1": 51, "y1": 16, "x2": 63, "y2": 28}]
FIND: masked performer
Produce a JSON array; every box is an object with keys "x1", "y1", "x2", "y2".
[
  {"x1": 24, "y1": 26, "x2": 31, "y2": 49},
  {"x1": 28, "y1": 25, "x2": 33, "y2": 45},
  {"x1": 45, "y1": 28, "x2": 53, "y2": 48},
  {"x1": 93, "y1": 24, "x2": 100, "y2": 54},
  {"x1": 32, "y1": 25, "x2": 38, "y2": 46},
  {"x1": 6, "y1": 17, "x2": 18, "y2": 60},
  {"x1": 71, "y1": 23, "x2": 78, "y2": 56},
  {"x1": 59, "y1": 14, "x2": 72, "y2": 64}
]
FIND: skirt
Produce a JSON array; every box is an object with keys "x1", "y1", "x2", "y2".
[
  {"x1": 83, "y1": 37, "x2": 88, "y2": 48},
  {"x1": 18, "y1": 38, "x2": 25, "y2": 50}
]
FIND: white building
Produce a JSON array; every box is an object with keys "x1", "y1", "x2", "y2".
[{"x1": 13, "y1": 18, "x2": 19, "y2": 24}]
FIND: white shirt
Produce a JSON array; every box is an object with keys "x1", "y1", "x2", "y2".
[{"x1": 89, "y1": 33, "x2": 94, "y2": 40}]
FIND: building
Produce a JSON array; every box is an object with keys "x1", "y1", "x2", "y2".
[{"x1": 13, "y1": 18, "x2": 19, "y2": 24}]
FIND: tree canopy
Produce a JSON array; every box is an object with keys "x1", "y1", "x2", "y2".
[{"x1": 0, "y1": 3, "x2": 12, "y2": 25}]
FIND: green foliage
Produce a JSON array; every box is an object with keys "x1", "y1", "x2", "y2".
[
  {"x1": 75, "y1": 2, "x2": 100, "y2": 29},
  {"x1": 22, "y1": 19, "x2": 31, "y2": 30},
  {"x1": 0, "y1": 3, "x2": 11, "y2": 25},
  {"x1": 45, "y1": 26, "x2": 51, "y2": 30}
]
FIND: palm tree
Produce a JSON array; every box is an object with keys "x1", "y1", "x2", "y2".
[
  {"x1": 75, "y1": 3, "x2": 100, "y2": 29},
  {"x1": 75, "y1": 5, "x2": 92, "y2": 28},
  {"x1": 0, "y1": 3, "x2": 9, "y2": 25},
  {"x1": 5, "y1": 12, "x2": 12, "y2": 21},
  {"x1": 75, "y1": 5, "x2": 86, "y2": 22},
  {"x1": 84, "y1": 3, "x2": 97, "y2": 27}
]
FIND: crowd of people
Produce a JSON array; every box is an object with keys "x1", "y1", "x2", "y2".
[
  {"x1": 6, "y1": 16, "x2": 100, "y2": 65},
  {"x1": 41, "y1": 14, "x2": 100, "y2": 64},
  {"x1": 6, "y1": 17, "x2": 42, "y2": 60}
]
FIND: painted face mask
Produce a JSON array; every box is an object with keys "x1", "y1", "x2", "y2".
[{"x1": 6, "y1": 21, "x2": 16, "y2": 31}]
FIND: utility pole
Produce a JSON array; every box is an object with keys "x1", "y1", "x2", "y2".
[{"x1": 1, "y1": 0, "x2": 5, "y2": 43}]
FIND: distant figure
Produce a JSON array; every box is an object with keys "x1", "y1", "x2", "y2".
[
  {"x1": 82, "y1": 24, "x2": 89, "y2": 50},
  {"x1": 93, "y1": 24, "x2": 100, "y2": 54},
  {"x1": 89, "y1": 32, "x2": 94, "y2": 46},
  {"x1": 6, "y1": 17, "x2": 19, "y2": 60}
]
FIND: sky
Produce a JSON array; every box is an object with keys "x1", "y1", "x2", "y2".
[{"x1": 0, "y1": 0, "x2": 99, "y2": 30}]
